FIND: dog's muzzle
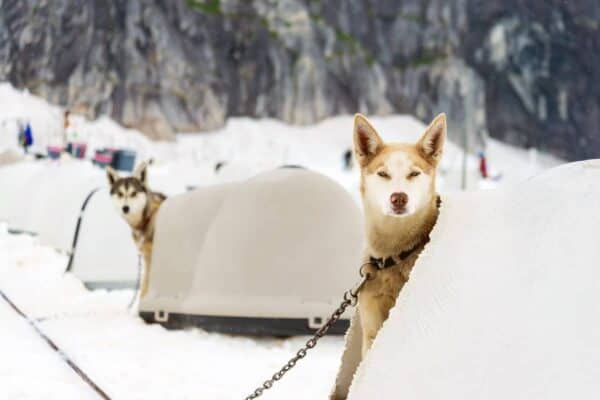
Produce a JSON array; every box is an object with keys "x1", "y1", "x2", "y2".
[{"x1": 390, "y1": 192, "x2": 408, "y2": 214}]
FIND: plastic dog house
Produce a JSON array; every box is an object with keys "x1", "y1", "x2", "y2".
[
  {"x1": 0, "y1": 162, "x2": 100, "y2": 243},
  {"x1": 0, "y1": 162, "x2": 40, "y2": 231},
  {"x1": 0, "y1": 161, "x2": 139, "y2": 289},
  {"x1": 332, "y1": 160, "x2": 600, "y2": 399},
  {"x1": 139, "y1": 168, "x2": 364, "y2": 336},
  {"x1": 65, "y1": 188, "x2": 139, "y2": 289}
]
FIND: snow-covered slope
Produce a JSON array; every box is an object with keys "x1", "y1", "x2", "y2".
[
  {"x1": 0, "y1": 83, "x2": 152, "y2": 158},
  {"x1": 0, "y1": 82, "x2": 562, "y2": 197}
]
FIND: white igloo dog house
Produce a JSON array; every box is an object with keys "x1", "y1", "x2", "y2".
[
  {"x1": 139, "y1": 168, "x2": 364, "y2": 335},
  {"x1": 0, "y1": 162, "x2": 102, "y2": 244},
  {"x1": 0, "y1": 161, "x2": 139, "y2": 289},
  {"x1": 0, "y1": 162, "x2": 49, "y2": 233},
  {"x1": 65, "y1": 188, "x2": 139, "y2": 289},
  {"x1": 332, "y1": 160, "x2": 600, "y2": 400}
]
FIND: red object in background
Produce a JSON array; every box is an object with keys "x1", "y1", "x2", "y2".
[
  {"x1": 93, "y1": 152, "x2": 113, "y2": 166},
  {"x1": 70, "y1": 142, "x2": 87, "y2": 159},
  {"x1": 47, "y1": 146, "x2": 63, "y2": 160},
  {"x1": 479, "y1": 153, "x2": 488, "y2": 179}
]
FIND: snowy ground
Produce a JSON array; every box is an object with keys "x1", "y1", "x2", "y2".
[
  {"x1": 0, "y1": 83, "x2": 567, "y2": 399},
  {"x1": 0, "y1": 226, "x2": 342, "y2": 399},
  {"x1": 0, "y1": 296, "x2": 96, "y2": 400}
]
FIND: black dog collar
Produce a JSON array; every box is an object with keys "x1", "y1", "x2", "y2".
[{"x1": 369, "y1": 238, "x2": 430, "y2": 270}]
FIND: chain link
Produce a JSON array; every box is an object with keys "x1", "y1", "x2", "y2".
[{"x1": 244, "y1": 275, "x2": 369, "y2": 400}]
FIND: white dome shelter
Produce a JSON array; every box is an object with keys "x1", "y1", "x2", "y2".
[
  {"x1": 65, "y1": 188, "x2": 139, "y2": 289},
  {"x1": 139, "y1": 168, "x2": 364, "y2": 336},
  {"x1": 0, "y1": 162, "x2": 48, "y2": 233},
  {"x1": 333, "y1": 160, "x2": 600, "y2": 400},
  {"x1": 0, "y1": 162, "x2": 102, "y2": 244},
  {"x1": 0, "y1": 161, "x2": 139, "y2": 289}
]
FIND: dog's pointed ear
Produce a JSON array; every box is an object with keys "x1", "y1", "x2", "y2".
[
  {"x1": 417, "y1": 113, "x2": 446, "y2": 165},
  {"x1": 353, "y1": 114, "x2": 384, "y2": 167},
  {"x1": 106, "y1": 166, "x2": 119, "y2": 187},
  {"x1": 133, "y1": 162, "x2": 149, "y2": 187}
]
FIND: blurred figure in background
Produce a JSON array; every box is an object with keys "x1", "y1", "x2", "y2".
[
  {"x1": 343, "y1": 148, "x2": 353, "y2": 170},
  {"x1": 15, "y1": 118, "x2": 24, "y2": 148},
  {"x1": 478, "y1": 151, "x2": 488, "y2": 179},
  {"x1": 18, "y1": 119, "x2": 33, "y2": 154},
  {"x1": 478, "y1": 150, "x2": 502, "y2": 182},
  {"x1": 214, "y1": 160, "x2": 227, "y2": 173},
  {"x1": 63, "y1": 110, "x2": 72, "y2": 144}
]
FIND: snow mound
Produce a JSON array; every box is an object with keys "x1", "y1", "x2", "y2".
[{"x1": 343, "y1": 160, "x2": 600, "y2": 399}]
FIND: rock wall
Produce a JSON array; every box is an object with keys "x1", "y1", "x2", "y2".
[
  {"x1": 464, "y1": 0, "x2": 600, "y2": 160},
  {"x1": 0, "y1": 0, "x2": 597, "y2": 159}
]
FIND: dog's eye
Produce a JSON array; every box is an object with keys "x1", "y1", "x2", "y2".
[
  {"x1": 377, "y1": 171, "x2": 390, "y2": 179},
  {"x1": 130, "y1": 192, "x2": 137, "y2": 198},
  {"x1": 408, "y1": 171, "x2": 421, "y2": 179}
]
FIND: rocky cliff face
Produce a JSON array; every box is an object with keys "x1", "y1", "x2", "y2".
[
  {"x1": 464, "y1": 0, "x2": 600, "y2": 160},
  {"x1": 0, "y1": 0, "x2": 598, "y2": 159}
]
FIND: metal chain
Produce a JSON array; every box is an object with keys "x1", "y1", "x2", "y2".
[{"x1": 244, "y1": 274, "x2": 369, "y2": 400}]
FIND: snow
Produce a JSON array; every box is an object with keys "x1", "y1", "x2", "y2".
[
  {"x1": 0, "y1": 299, "x2": 96, "y2": 400},
  {"x1": 0, "y1": 82, "x2": 572, "y2": 399},
  {"x1": 0, "y1": 225, "x2": 343, "y2": 399},
  {"x1": 344, "y1": 160, "x2": 600, "y2": 399},
  {"x1": 0, "y1": 83, "x2": 153, "y2": 159},
  {"x1": 0, "y1": 82, "x2": 562, "y2": 197}
]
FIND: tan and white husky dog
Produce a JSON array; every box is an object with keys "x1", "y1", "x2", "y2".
[
  {"x1": 106, "y1": 161, "x2": 166, "y2": 298},
  {"x1": 353, "y1": 113, "x2": 446, "y2": 357}
]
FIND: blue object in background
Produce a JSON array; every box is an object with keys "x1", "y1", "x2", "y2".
[
  {"x1": 18, "y1": 122, "x2": 34, "y2": 153},
  {"x1": 47, "y1": 146, "x2": 63, "y2": 159},
  {"x1": 111, "y1": 149, "x2": 136, "y2": 172},
  {"x1": 23, "y1": 123, "x2": 33, "y2": 146},
  {"x1": 92, "y1": 148, "x2": 136, "y2": 171}
]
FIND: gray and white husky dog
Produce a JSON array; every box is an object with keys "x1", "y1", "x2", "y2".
[{"x1": 106, "y1": 161, "x2": 166, "y2": 298}]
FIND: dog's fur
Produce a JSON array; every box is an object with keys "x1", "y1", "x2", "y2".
[
  {"x1": 354, "y1": 113, "x2": 446, "y2": 357},
  {"x1": 106, "y1": 162, "x2": 166, "y2": 298}
]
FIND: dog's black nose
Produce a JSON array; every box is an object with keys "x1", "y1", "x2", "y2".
[
  {"x1": 390, "y1": 192, "x2": 408, "y2": 207},
  {"x1": 122, "y1": 205, "x2": 130, "y2": 214}
]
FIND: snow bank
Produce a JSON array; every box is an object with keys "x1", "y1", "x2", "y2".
[
  {"x1": 1, "y1": 82, "x2": 562, "y2": 197},
  {"x1": 0, "y1": 83, "x2": 153, "y2": 159},
  {"x1": 340, "y1": 160, "x2": 600, "y2": 399}
]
